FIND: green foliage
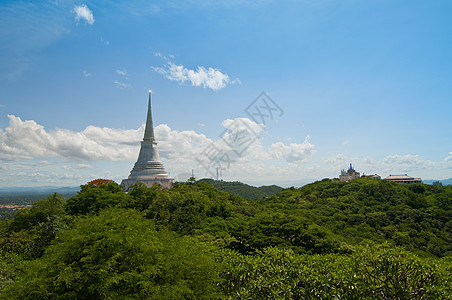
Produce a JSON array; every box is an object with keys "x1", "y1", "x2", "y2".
[
  {"x1": 0, "y1": 193, "x2": 69, "y2": 259},
  {"x1": 0, "y1": 191, "x2": 76, "y2": 221},
  {"x1": 145, "y1": 182, "x2": 247, "y2": 241},
  {"x1": 219, "y1": 244, "x2": 451, "y2": 299},
  {"x1": 230, "y1": 212, "x2": 342, "y2": 255},
  {"x1": 8, "y1": 193, "x2": 65, "y2": 232},
  {"x1": 3, "y1": 209, "x2": 222, "y2": 299},
  {"x1": 65, "y1": 182, "x2": 128, "y2": 215},
  {"x1": 125, "y1": 182, "x2": 159, "y2": 211},
  {"x1": 0, "y1": 251, "x2": 23, "y2": 292},
  {"x1": 347, "y1": 243, "x2": 447, "y2": 299},
  {"x1": 260, "y1": 178, "x2": 452, "y2": 257},
  {"x1": 198, "y1": 178, "x2": 283, "y2": 200},
  {"x1": 1, "y1": 178, "x2": 451, "y2": 298}
]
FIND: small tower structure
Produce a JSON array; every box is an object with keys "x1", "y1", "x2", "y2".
[{"x1": 121, "y1": 90, "x2": 174, "y2": 191}]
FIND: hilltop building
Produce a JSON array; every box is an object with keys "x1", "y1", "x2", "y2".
[
  {"x1": 384, "y1": 174, "x2": 422, "y2": 184},
  {"x1": 121, "y1": 91, "x2": 174, "y2": 191},
  {"x1": 364, "y1": 174, "x2": 381, "y2": 180},
  {"x1": 339, "y1": 164, "x2": 361, "y2": 181}
]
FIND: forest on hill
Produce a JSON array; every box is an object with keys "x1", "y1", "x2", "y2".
[
  {"x1": 197, "y1": 178, "x2": 284, "y2": 200},
  {"x1": 0, "y1": 178, "x2": 451, "y2": 299}
]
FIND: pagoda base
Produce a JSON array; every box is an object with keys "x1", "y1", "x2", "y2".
[{"x1": 121, "y1": 177, "x2": 174, "y2": 191}]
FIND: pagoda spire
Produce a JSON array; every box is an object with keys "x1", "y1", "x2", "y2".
[
  {"x1": 143, "y1": 90, "x2": 155, "y2": 142},
  {"x1": 120, "y1": 90, "x2": 174, "y2": 191}
]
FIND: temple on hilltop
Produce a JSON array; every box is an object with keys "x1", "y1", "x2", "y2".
[
  {"x1": 121, "y1": 90, "x2": 174, "y2": 191},
  {"x1": 339, "y1": 163, "x2": 360, "y2": 182},
  {"x1": 384, "y1": 174, "x2": 422, "y2": 184}
]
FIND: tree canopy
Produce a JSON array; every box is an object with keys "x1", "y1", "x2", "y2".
[{"x1": 0, "y1": 178, "x2": 451, "y2": 298}]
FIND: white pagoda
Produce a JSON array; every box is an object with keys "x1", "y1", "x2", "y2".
[{"x1": 121, "y1": 91, "x2": 174, "y2": 191}]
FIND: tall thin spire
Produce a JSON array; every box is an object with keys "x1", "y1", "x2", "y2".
[{"x1": 143, "y1": 90, "x2": 155, "y2": 142}]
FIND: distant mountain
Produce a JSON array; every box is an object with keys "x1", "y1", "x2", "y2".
[
  {"x1": 198, "y1": 178, "x2": 283, "y2": 200},
  {"x1": 0, "y1": 186, "x2": 80, "y2": 195},
  {"x1": 423, "y1": 178, "x2": 452, "y2": 186},
  {"x1": 242, "y1": 178, "x2": 317, "y2": 188}
]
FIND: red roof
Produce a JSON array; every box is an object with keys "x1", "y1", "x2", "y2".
[
  {"x1": 384, "y1": 174, "x2": 421, "y2": 182},
  {"x1": 384, "y1": 174, "x2": 414, "y2": 180}
]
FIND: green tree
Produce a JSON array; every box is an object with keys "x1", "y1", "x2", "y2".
[
  {"x1": 219, "y1": 244, "x2": 451, "y2": 299},
  {"x1": 1, "y1": 193, "x2": 68, "y2": 259},
  {"x1": 65, "y1": 182, "x2": 128, "y2": 215},
  {"x1": 2, "y1": 209, "x2": 222, "y2": 299}
]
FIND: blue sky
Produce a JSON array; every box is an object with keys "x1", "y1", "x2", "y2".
[{"x1": 0, "y1": 0, "x2": 451, "y2": 187}]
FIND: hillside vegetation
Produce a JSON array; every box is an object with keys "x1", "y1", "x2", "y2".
[
  {"x1": 198, "y1": 178, "x2": 283, "y2": 200},
  {"x1": 0, "y1": 178, "x2": 450, "y2": 299}
]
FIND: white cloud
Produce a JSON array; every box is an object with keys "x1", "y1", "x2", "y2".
[
  {"x1": 382, "y1": 154, "x2": 433, "y2": 171},
  {"x1": 83, "y1": 70, "x2": 92, "y2": 77},
  {"x1": 61, "y1": 172, "x2": 76, "y2": 179},
  {"x1": 446, "y1": 152, "x2": 452, "y2": 162},
  {"x1": 2, "y1": 114, "x2": 449, "y2": 186},
  {"x1": 221, "y1": 117, "x2": 265, "y2": 137},
  {"x1": 0, "y1": 115, "x2": 141, "y2": 161},
  {"x1": 0, "y1": 115, "x2": 315, "y2": 178},
  {"x1": 152, "y1": 57, "x2": 238, "y2": 91},
  {"x1": 189, "y1": 118, "x2": 315, "y2": 179},
  {"x1": 269, "y1": 136, "x2": 315, "y2": 163},
  {"x1": 73, "y1": 4, "x2": 94, "y2": 25},
  {"x1": 114, "y1": 80, "x2": 131, "y2": 89},
  {"x1": 77, "y1": 163, "x2": 93, "y2": 169},
  {"x1": 322, "y1": 153, "x2": 452, "y2": 180},
  {"x1": 116, "y1": 69, "x2": 127, "y2": 76},
  {"x1": 16, "y1": 171, "x2": 45, "y2": 178},
  {"x1": 323, "y1": 154, "x2": 353, "y2": 169}
]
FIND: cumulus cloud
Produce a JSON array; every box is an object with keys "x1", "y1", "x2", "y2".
[
  {"x1": 383, "y1": 154, "x2": 433, "y2": 171},
  {"x1": 0, "y1": 115, "x2": 141, "y2": 161},
  {"x1": 152, "y1": 56, "x2": 239, "y2": 91},
  {"x1": 0, "y1": 115, "x2": 315, "y2": 175},
  {"x1": 74, "y1": 4, "x2": 94, "y2": 25},
  {"x1": 155, "y1": 124, "x2": 212, "y2": 162},
  {"x1": 83, "y1": 70, "x2": 92, "y2": 77},
  {"x1": 446, "y1": 152, "x2": 452, "y2": 162},
  {"x1": 220, "y1": 118, "x2": 264, "y2": 154},
  {"x1": 191, "y1": 118, "x2": 316, "y2": 179},
  {"x1": 269, "y1": 136, "x2": 315, "y2": 163},
  {"x1": 0, "y1": 112, "x2": 448, "y2": 184}
]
